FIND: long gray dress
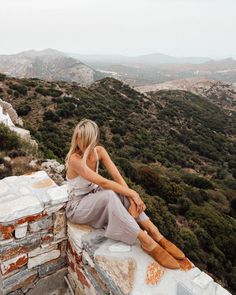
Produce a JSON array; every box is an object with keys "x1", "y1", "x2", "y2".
[{"x1": 65, "y1": 147, "x2": 150, "y2": 245}]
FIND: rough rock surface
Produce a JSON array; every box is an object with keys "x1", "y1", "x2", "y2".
[
  {"x1": 66, "y1": 221, "x2": 232, "y2": 295},
  {"x1": 29, "y1": 159, "x2": 65, "y2": 185},
  {"x1": 0, "y1": 99, "x2": 23, "y2": 126},
  {"x1": 0, "y1": 171, "x2": 69, "y2": 295}
]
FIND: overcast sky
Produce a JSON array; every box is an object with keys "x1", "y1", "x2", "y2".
[{"x1": 0, "y1": 0, "x2": 235, "y2": 58}]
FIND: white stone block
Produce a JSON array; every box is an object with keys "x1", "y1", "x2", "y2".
[
  {"x1": 82, "y1": 250, "x2": 95, "y2": 267},
  {"x1": 43, "y1": 203, "x2": 65, "y2": 215},
  {"x1": 4, "y1": 176, "x2": 18, "y2": 183},
  {"x1": 28, "y1": 249, "x2": 60, "y2": 269},
  {"x1": 23, "y1": 171, "x2": 49, "y2": 179},
  {"x1": 193, "y1": 272, "x2": 214, "y2": 289},
  {"x1": 109, "y1": 242, "x2": 131, "y2": 252},
  {"x1": 15, "y1": 222, "x2": 28, "y2": 238},
  {"x1": 47, "y1": 185, "x2": 68, "y2": 205},
  {"x1": 68, "y1": 236, "x2": 82, "y2": 255},
  {"x1": 0, "y1": 180, "x2": 9, "y2": 195},
  {"x1": 44, "y1": 236, "x2": 67, "y2": 247},
  {"x1": 215, "y1": 284, "x2": 232, "y2": 295},
  {"x1": 67, "y1": 221, "x2": 94, "y2": 249},
  {"x1": 28, "y1": 243, "x2": 58, "y2": 257},
  {"x1": 29, "y1": 216, "x2": 53, "y2": 232},
  {"x1": 19, "y1": 187, "x2": 31, "y2": 195},
  {"x1": 0, "y1": 253, "x2": 27, "y2": 275},
  {"x1": 186, "y1": 267, "x2": 201, "y2": 280},
  {"x1": 0, "y1": 194, "x2": 44, "y2": 222},
  {"x1": 0, "y1": 238, "x2": 14, "y2": 246},
  {"x1": 53, "y1": 210, "x2": 66, "y2": 240}
]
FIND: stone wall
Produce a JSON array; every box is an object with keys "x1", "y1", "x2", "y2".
[
  {"x1": 0, "y1": 171, "x2": 68, "y2": 295},
  {"x1": 0, "y1": 171, "x2": 232, "y2": 295},
  {"x1": 66, "y1": 222, "x2": 231, "y2": 295}
]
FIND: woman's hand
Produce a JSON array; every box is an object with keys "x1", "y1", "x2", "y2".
[
  {"x1": 129, "y1": 190, "x2": 146, "y2": 215},
  {"x1": 128, "y1": 198, "x2": 140, "y2": 218}
]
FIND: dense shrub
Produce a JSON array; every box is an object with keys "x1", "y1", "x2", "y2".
[
  {"x1": 181, "y1": 173, "x2": 214, "y2": 189},
  {"x1": 35, "y1": 86, "x2": 62, "y2": 97},
  {"x1": 17, "y1": 105, "x2": 32, "y2": 116},
  {"x1": 43, "y1": 110, "x2": 60, "y2": 122},
  {"x1": 115, "y1": 157, "x2": 139, "y2": 181},
  {"x1": 112, "y1": 134, "x2": 125, "y2": 148},
  {"x1": 186, "y1": 188, "x2": 209, "y2": 205},
  {"x1": 137, "y1": 165, "x2": 185, "y2": 203},
  {"x1": 230, "y1": 197, "x2": 236, "y2": 211},
  {"x1": 0, "y1": 123, "x2": 22, "y2": 150},
  {"x1": 193, "y1": 228, "x2": 214, "y2": 251},
  {"x1": 180, "y1": 228, "x2": 200, "y2": 251},
  {"x1": 178, "y1": 197, "x2": 192, "y2": 214},
  {"x1": 8, "y1": 150, "x2": 26, "y2": 158},
  {"x1": 9, "y1": 83, "x2": 27, "y2": 95}
]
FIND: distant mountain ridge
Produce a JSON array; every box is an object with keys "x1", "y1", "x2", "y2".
[
  {"x1": 70, "y1": 52, "x2": 211, "y2": 65},
  {"x1": 70, "y1": 52, "x2": 236, "y2": 86},
  {"x1": 1, "y1": 48, "x2": 236, "y2": 87},
  {"x1": 0, "y1": 49, "x2": 99, "y2": 85}
]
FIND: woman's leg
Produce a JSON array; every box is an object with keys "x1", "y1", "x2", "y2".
[
  {"x1": 137, "y1": 218, "x2": 164, "y2": 242},
  {"x1": 138, "y1": 218, "x2": 185, "y2": 260},
  {"x1": 109, "y1": 190, "x2": 166, "y2": 244},
  {"x1": 74, "y1": 187, "x2": 180, "y2": 268}
]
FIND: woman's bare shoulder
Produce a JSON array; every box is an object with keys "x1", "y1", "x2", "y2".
[
  {"x1": 96, "y1": 145, "x2": 105, "y2": 152},
  {"x1": 96, "y1": 145, "x2": 106, "y2": 157}
]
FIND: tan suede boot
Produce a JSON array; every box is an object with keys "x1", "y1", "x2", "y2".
[
  {"x1": 141, "y1": 244, "x2": 180, "y2": 269},
  {"x1": 158, "y1": 237, "x2": 185, "y2": 260}
]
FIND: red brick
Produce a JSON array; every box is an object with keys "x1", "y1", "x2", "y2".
[
  {"x1": 67, "y1": 240, "x2": 82, "y2": 264},
  {"x1": 67, "y1": 256, "x2": 75, "y2": 272},
  {"x1": 17, "y1": 212, "x2": 48, "y2": 225},
  {"x1": 0, "y1": 245, "x2": 28, "y2": 261},
  {"x1": 75, "y1": 266, "x2": 90, "y2": 288},
  {"x1": 3, "y1": 269, "x2": 38, "y2": 294},
  {"x1": 41, "y1": 233, "x2": 54, "y2": 244},
  {"x1": 2, "y1": 255, "x2": 28, "y2": 275},
  {"x1": 0, "y1": 224, "x2": 16, "y2": 239}
]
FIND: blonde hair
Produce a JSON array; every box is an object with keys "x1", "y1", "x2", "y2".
[{"x1": 65, "y1": 118, "x2": 100, "y2": 171}]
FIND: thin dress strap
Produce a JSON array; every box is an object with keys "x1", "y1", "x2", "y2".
[{"x1": 95, "y1": 147, "x2": 99, "y2": 172}]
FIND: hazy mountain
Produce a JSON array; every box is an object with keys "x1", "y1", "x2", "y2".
[
  {"x1": 131, "y1": 53, "x2": 211, "y2": 65},
  {"x1": 1, "y1": 49, "x2": 235, "y2": 86},
  {"x1": 70, "y1": 52, "x2": 236, "y2": 86},
  {"x1": 69, "y1": 52, "x2": 211, "y2": 65},
  {"x1": 135, "y1": 78, "x2": 236, "y2": 112},
  {"x1": 88, "y1": 58, "x2": 236, "y2": 86},
  {"x1": 69, "y1": 53, "x2": 130, "y2": 65},
  {"x1": 0, "y1": 49, "x2": 99, "y2": 85}
]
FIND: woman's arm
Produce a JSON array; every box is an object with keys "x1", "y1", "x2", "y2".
[
  {"x1": 98, "y1": 146, "x2": 146, "y2": 215},
  {"x1": 99, "y1": 146, "x2": 129, "y2": 188},
  {"x1": 69, "y1": 153, "x2": 137, "y2": 200}
]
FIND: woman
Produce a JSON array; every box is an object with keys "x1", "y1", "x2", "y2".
[{"x1": 65, "y1": 118, "x2": 185, "y2": 269}]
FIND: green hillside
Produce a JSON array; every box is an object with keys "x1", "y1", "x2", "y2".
[{"x1": 0, "y1": 73, "x2": 236, "y2": 293}]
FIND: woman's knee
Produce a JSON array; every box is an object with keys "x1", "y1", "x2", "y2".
[
  {"x1": 104, "y1": 189, "x2": 120, "y2": 201},
  {"x1": 97, "y1": 189, "x2": 117, "y2": 206}
]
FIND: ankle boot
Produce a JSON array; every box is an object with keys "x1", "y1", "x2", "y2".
[
  {"x1": 141, "y1": 244, "x2": 180, "y2": 269},
  {"x1": 158, "y1": 237, "x2": 185, "y2": 260}
]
